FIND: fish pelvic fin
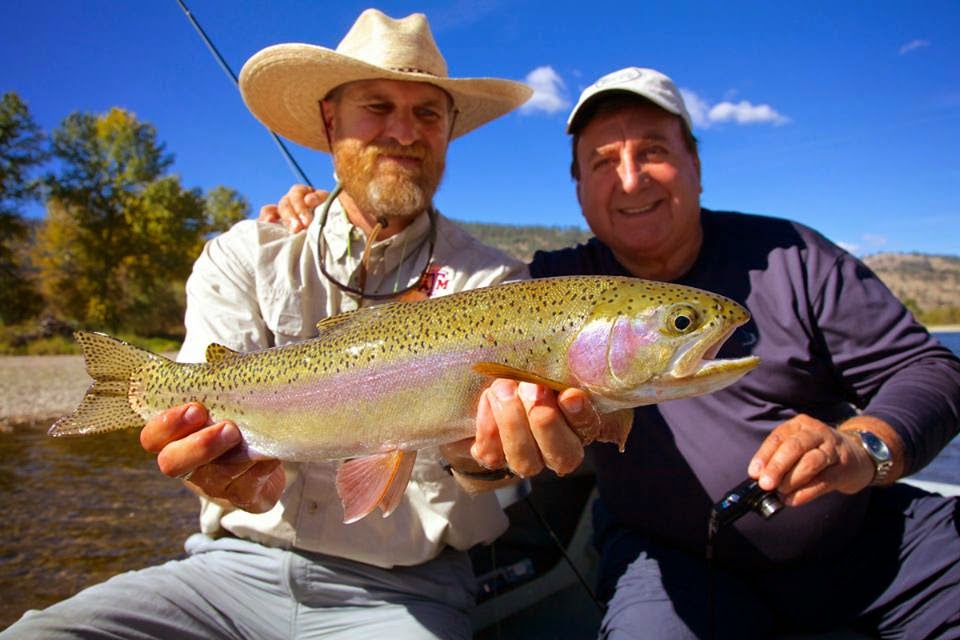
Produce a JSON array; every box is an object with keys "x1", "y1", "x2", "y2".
[
  {"x1": 336, "y1": 450, "x2": 418, "y2": 524},
  {"x1": 48, "y1": 331, "x2": 162, "y2": 437},
  {"x1": 598, "y1": 408, "x2": 634, "y2": 453},
  {"x1": 472, "y1": 362, "x2": 569, "y2": 393}
]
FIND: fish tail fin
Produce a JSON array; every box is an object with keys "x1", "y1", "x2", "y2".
[
  {"x1": 49, "y1": 331, "x2": 162, "y2": 437},
  {"x1": 336, "y1": 450, "x2": 418, "y2": 524}
]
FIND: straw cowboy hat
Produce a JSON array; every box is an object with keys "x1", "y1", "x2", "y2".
[{"x1": 239, "y1": 8, "x2": 533, "y2": 151}]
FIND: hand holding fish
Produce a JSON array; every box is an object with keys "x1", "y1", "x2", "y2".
[
  {"x1": 140, "y1": 402, "x2": 285, "y2": 514},
  {"x1": 747, "y1": 414, "x2": 905, "y2": 507},
  {"x1": 471, "y1": 380, "x2": 596, "y2": 478}
]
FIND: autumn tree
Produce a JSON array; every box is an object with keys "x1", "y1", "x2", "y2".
[
  {"x1": 0, "y1": 92, "x2": 46, "y2": 323},
  {"x1": 34, "y1": 108, "x2": 247, "y2": 334}
]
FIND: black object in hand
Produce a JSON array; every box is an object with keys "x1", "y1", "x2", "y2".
[{"x1": 712, "y1": 478, "x2": 784, "y2": 528}]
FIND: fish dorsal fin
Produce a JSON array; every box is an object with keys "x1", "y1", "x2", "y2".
[
  {"x1": 335, "y1": 450, "x2": 418, "y2": 524},
  {"x1": 205, "y1": 343, "x2": 241, "y2": 364},
  {"x1": 472, "y1": 362, "x2": 570, "y2": 394},
  {"x1": 315, "y1": 312, "x2": 356, "y2": 334}
]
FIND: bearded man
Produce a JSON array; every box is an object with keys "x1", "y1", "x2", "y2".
[{"x1": 2, "y1": 10, "x2": 540, "y2": 640}]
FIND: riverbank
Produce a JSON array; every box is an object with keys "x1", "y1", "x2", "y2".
[{"x1": 0, "y1": 354, "x2": 88, "y2": 429}]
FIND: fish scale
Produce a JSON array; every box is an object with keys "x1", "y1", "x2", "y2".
[{"x1": 50, "y1": 275, "x2": 760, "y2": 523}]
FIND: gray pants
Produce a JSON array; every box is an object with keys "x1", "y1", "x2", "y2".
[{"x1": 2, "y1": 534, "x2": 477, "y2": 640}]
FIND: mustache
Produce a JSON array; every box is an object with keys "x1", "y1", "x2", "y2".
[{"x1": 368, "y1": 141, "x2": 429, "y2": 161}]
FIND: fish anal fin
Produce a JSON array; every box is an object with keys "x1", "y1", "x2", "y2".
[
  {"x1": 205, "y1": 343, "x2": 241, "y2": 364},
  {"x1": 472, "y1": 362, "x2": 569, "y2": 394},
  {"x1": 335, "y1": 450, "x2": 418, "y2": 524}
]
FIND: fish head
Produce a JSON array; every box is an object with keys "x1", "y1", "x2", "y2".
[{"x1": 566, "y1": 280, "x2": 760, "y2": 409}]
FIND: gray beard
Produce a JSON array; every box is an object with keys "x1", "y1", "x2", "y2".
[{"x1": 364, "y1": 177, "x2": 428, "y2": 219}]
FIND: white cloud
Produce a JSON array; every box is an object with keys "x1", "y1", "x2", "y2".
[
  {"x1": 838, "y1": 241, "x2": 860, "y2": 255},
  {"x1": 709, "y1": 100, "x2": 790, "y2": 126},
  {"x1": 679, "y1": 89, "x2": 789, "y2": 129},
  {"x1": 680, "y1": 89, "x2": 711, "y2": 129},
  {"x1": 520, "y1": 66, "x2": 570, "y2": 115},
  {"x1": 899, "y1": 39, "x2": 930, "y2": 55},
  {"x1": 839, "y1": 234, "x2": 887, "y2": 256}
]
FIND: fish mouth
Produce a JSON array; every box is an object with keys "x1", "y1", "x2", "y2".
[{"x1": 668, "y1": 322, "x2": 760, "y2": 382}]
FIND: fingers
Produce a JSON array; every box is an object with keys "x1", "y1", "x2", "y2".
[
  {"x1": 748, "y1": 414, "x2": 872, "y2": 507},
  {"x1": 155, "y1": 420, "x2": 243, "y2": 479},
  {"x1": 518, "y1": 383, "x2": 584, "y2": 476},
  {"x1": 472, "y1": 389, "x2": 506, "y2": 469},
  {"x1": 257, "y1": 204, "x2": 280, "y2": 224},
  {"x1": 140, "y1": 402, "x2": 209, "y2": 452},
  {"x1": 488, "y1": 380, "x2": 543, "y2": 477},
  {"x1": 221, "y1": 460, "x2": 284, "y2": 514},
  {"x1": 278, "y1": 184, "x2": 324, "y2": 232},
  {"x1": 476, "y1": 379, "x2": 585, "y2": 478},
  {"x1": 557, "y1": 387, "x2": 602, "y2": 444}
]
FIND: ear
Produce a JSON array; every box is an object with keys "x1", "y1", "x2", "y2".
[
  {"x1": 320, "y1": 99, "x2": 336, "y2": 134},
  {"x1": 693, "y1": 150, "x2": 703, "y2": 194}
]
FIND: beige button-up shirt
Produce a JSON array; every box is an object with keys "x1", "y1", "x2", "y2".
[{"x1": 178, "y1": 198, "x2": 528, "y2": 568}]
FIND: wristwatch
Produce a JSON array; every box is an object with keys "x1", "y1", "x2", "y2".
[{"x1": 854, "y1": 430, "x2": 894, "y2": 485}]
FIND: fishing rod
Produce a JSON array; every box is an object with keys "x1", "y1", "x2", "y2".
[{"x1": 174, "y1": 0, "x2": 313, "y2": 187}]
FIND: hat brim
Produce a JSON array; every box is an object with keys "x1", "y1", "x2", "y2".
[{"x1": 239, "y1": 43, "x2": 532, "y2": 151}]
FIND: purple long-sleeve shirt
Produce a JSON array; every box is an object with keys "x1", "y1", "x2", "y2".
[{"x1": 530, "y1": 209, "x2": 960, "y2": 569}]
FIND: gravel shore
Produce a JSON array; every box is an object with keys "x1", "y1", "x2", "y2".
[{"x1": 0, "y1": 355, "x2": 90, "y2": 428}]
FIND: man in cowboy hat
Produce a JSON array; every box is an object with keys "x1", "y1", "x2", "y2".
[{"x1": 1, "y1": 9, "x2": 561, "y2": 640}]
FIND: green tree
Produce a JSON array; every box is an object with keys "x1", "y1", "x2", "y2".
[
  {"x1": 35, "y1": 108, "x2": 248, "y2": 333},
  {"x1": 0, "y1": 92, "x2": 47, "y2": 323}
]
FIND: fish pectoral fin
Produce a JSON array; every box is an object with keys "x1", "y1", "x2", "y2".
[
  {"x1": 597, "y1": 408, "x2": 634, "y2": 453},
  {"x1": 472, "y1": 362, "x2": 569, "y2": 394},
  {"x1": 204, "y1": 343, "x2": 241, "y2": 364},
  {"x1": 335, "y1": 450, "x2": 418, "y2": 524}
]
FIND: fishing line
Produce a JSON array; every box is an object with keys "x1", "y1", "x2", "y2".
[
  {"x1": 522, "y1": 495, "x2": 607, "y2": 615},
  {"x1": 175, "y1": 0, "x2": 313, "y2": 187}
]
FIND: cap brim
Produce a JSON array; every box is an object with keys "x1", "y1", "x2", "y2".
[{"x1": 239, "y1": 43, "x2": 532, "y2": 151}]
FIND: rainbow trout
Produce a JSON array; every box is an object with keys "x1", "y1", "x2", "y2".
[{"x1": 51, "y1": 276, "x2": 760, "y2": 523}]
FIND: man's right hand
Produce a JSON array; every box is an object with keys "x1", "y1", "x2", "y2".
[
  {"x1": 140, "y1": 403, "x2": 284, "y2": 514},
  {"x1": 258, "y1": 184, "x2": 326, "y2": 232}
]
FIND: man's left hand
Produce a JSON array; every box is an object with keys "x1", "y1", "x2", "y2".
[{"x1": 749, "y1": 414, "x2": 904, "y2": 507}]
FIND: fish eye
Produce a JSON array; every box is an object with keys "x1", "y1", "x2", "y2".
[{"x1": 666, "y1": 305, "x2": 699, "y2": 334}]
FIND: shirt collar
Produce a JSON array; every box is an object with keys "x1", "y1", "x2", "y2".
[{"x1": 311, "y1": 194, "x2": 434, "y2": 266}]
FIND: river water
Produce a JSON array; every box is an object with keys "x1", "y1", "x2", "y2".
[{"x1": 1, "y1": 334, "x2": 958, "y2": 629}]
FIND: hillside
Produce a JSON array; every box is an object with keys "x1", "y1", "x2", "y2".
[
  {"x1": 458, "y1": 221, "x2": 959, "y2": 322},
  {"x1": 861, "y1": 253, "x2": 960, "y2": 313},
  {"x1": 458, "y1": 221, "x2": 593, "y2": 264}
]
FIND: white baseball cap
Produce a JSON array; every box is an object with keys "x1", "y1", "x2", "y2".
[{"x1": 566, "y1": 66, "x2": 692, "y2": 133}]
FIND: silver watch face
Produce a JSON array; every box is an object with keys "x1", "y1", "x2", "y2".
[{"x1": 859, "y1": 431, "x2": 891, "y2": 462}]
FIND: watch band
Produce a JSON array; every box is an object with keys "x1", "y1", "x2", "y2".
[{"x1": 441, "y1": 462, "x2": 517, "y2": 481}]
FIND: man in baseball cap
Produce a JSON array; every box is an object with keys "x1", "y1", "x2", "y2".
[{"x1": 479, "y1": 65, "x2": 960, "y2": 638}]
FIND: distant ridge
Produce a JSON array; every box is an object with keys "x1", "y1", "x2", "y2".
[
  {"x1": 862, "y1": 253, "x2": 960, "y2": 318},
  {"x1": 456, "y1": 221, "x2": 959, "y2": 322}
]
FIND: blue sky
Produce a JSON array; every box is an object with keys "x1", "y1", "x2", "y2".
[{"x1": 4, "y1": 0, "x2": 958, "y2": 257}]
